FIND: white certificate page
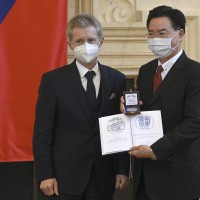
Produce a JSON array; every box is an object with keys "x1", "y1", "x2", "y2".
[
  {"x1": 130, "y1": 110, "x2": 163, "y2": 146},
  {"x1": 99, "y1": 114, "x2": 133, "y2": 155}
]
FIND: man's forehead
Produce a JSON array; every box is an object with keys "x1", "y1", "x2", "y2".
[
  {"x1": 72, "y1": 26, "x2": 96, "y2": 32},
  {"x1": 72, "y1": 26, "x2": 97, "y2": 37},
  {"x1": 148, "y1": 17, "x2": 172, "y2": 29}
]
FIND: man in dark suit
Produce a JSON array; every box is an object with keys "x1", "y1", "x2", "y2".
[
  {"x1": 121, "y1": 5, "x2": 200, "y2": 200},
  {"x1": 33, "y1": 14, "x2": 129, "y2": 200}
]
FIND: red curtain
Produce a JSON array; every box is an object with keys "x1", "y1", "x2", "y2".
[{"x1": 0, "y1": 0, "x2": 68, "y2": 162}]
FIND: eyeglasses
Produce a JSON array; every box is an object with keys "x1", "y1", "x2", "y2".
[{"x1": 146, "y1": 29, "x2": 179, "y2": 39}]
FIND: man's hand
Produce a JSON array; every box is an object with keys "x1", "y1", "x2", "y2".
[
  {"x1": 115, "y1": 174, "x2": 129, "y2": 189},
  {"x1": 129, "y1": 145, "x2": 155, "y2": 159},
  {"x1": 40, "y1": 178, "x2": 59, "y2": 196},
  {"x1": 120, "y1": 96, "x2": 125, "y2": 113}
]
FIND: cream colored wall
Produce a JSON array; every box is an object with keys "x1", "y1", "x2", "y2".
[{"x1": 68, "y1": 0, "x2": 200, "y2": 76}]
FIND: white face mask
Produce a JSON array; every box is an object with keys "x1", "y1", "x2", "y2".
[
  {"x1": 148, "y1": 31, "x2": 179, "y2": 58},
  {"x1": 73, "y1": 42, "x2": 100, "y2": 64}
]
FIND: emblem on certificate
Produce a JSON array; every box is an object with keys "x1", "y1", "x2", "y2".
[{"x1": 123, "y1": 91, "x2": 140, "y2": 115}]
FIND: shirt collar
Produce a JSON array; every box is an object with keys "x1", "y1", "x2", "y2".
[
  {"x1": 76, "y1": 60, "x2": 99, "y2": 79},
  {"x1": 158, "y1": 49, "x2": 183, "y2": 71}
]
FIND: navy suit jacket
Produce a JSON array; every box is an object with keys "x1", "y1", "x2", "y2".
[
  {"x1": 33, "y1": 60, "x2": 129, "y2": 196},
  {"x1": 133, "y1": 51, "x2": 200, "y2": 200}
]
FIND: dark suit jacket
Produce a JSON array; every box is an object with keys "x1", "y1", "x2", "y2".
[
  {"x1": 33, "y1": 60, "x2": 129, "y2": 196},
  {"x1": 133, "y1": 51, "x2": 200, "y2": 200}
]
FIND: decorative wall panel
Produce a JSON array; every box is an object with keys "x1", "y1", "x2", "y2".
[{"x1": 68, "y1": 0, "x2": 200, "y2": 76}]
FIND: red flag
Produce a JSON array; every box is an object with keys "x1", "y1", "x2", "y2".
[{"x1": 0, "y1": 0, "x2": 68, "y2": 162}]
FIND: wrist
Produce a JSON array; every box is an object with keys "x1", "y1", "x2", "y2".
[{"x1": 150, "y1": 148, "x2": 157, "y2": 160}]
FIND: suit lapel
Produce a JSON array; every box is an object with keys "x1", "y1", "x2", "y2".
[
  {"x1": 67, "y1": 61, "x2": 92, "y2": 121},
  {"x1": 92, "y1": 64, "x2": 111, "y2": 133},
  {"x1": 98, "y1": 64, "x2": 110, "y2": 117},
  {"x1": 138, "y1": 60, "x2": 157, "y2": 104},
  {"x1": 149, "y1": 52, "x2": 187, "y2": 106}
]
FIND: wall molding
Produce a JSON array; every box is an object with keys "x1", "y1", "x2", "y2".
[{"x1": 68, "y1": 0, "x2": 200, "y2": 76}]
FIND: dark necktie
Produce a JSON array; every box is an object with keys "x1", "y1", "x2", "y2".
[
  {"x1": 153, "y1": 65, "x2": 163, "y2": 94},
  {"x1": 85, "y1": 71, "x2": 96, "y2": 104}
]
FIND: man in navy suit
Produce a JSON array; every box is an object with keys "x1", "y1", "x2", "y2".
[
  {"x1": 33, "y1": 14, "x2": 129, "y2": 200},
  {"x1": 121, "y1": 5, "x2": 200, "y2": 200}
]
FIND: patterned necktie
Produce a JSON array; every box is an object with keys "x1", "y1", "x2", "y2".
[
  {"x1": 85, "y1": 71, "x2": 96, "y2": 104},
  {"x1": 153, "y1": 65, "x2": 163, "y2": 94}
]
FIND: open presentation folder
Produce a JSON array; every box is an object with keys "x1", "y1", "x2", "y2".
[{"x1": 99, "y1": 110, "x2": 163, "y2": 155}]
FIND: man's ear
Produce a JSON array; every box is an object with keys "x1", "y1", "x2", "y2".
[
  {"x1": 67, "y1": 41, "x2": 73, "y2": 50},
  {"x1": 99, "y1": 37, "x2": 104, "y2": 47},
  {"x1": 178, "y1": 29, "x2": 185, "y2": 42}
]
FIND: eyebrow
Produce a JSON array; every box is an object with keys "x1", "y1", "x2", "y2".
[
  {"x1": 148, "y1": 28, "x2": 169, "y2": 32},
  {"x1": 148, "y1": 26, "x2": 172, "y2": 32},
  {"x1": 74, "y1": 36, "x2": 97, "y2": 41}
]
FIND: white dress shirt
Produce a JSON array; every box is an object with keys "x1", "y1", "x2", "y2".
[
  {"x1": 76, "y1": 60, "x2": 101, "y2": 97},
  {"x1": 158, "y1": 49, "x2": 183, "y2": 80}
]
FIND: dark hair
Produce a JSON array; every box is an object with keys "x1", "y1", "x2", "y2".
[{"x1": 146, "y1": 5, "x2": 186, "y2": 32}]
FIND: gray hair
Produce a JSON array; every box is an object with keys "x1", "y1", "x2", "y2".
[{"x1": 67, "y1": 14, "x2": 103, "y2": 41}]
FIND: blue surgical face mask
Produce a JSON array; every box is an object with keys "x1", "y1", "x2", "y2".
[{"x1": 148, "y1": 31, "x2": 179, "y2": 58}]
